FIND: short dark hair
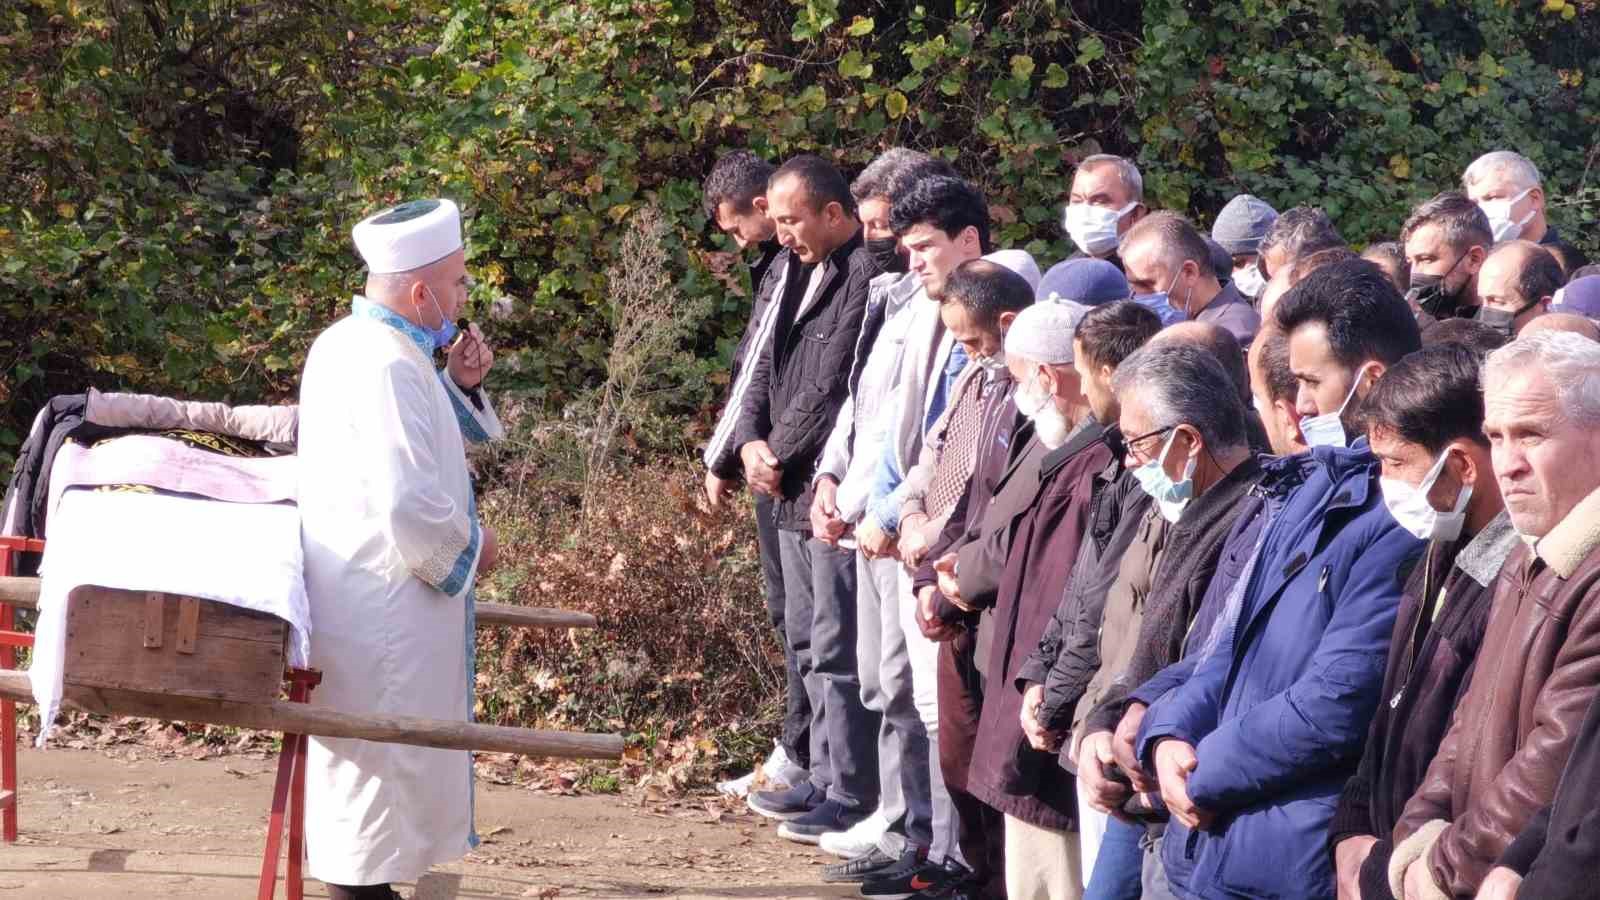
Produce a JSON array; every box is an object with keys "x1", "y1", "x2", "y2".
[
  {"x1": 1399, "y1": 192, "x2": 1493, "y2": 254},
  {"x1": 944, "y1": 259, "x2": 1034, "y2": 330},
  {"x1": 885, "y1": 157, "x2": 959, "y2": 206},
  {"x1": 1498, "y1": 242, "x2": 1565, "y2": 306},
  {"x1": 1568, "y1": 263, "x2": 1600, "y2": 283},
  {"x1": 770, "y1": 154, "x2": 856, "y2": 217},
  {"x1": 889, "y1": 175, "x2": 993, "y2": 253},
  {"x1": 1362, "y1": 343, "x2": 1489, "y2": 453},
  {"x1": 1274, "y1": 258, "x2": 1422, "y2": 369},
  {"x1": 1287, "y1": 246, "x2": 1358, "y2": 284},
  {"x1": 702, "y1": 151, "x2": 775, "y2": 219},
  {"x1": 1259, "y1": 206, "x2": 1344, "y2": 274},
  {"x1": 1422, "y1": 318, "x2": 1509, "y2": 355},
  {"x1": 1362, "y1": 241, "x2": 1410, "y2": 292},
  {"x1": 1256, "y1": 328, "x2": 1298, "y2": 405},
  {"x1": 1073, "y1": 300, "x2": 1162, "y2": 372}
]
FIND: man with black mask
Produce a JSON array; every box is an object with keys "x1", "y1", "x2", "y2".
[{"x1": 1400, "y1": 192, "x2": 1492, "y2": 327}]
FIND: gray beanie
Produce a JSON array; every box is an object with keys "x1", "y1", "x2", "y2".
[{"x1": 1211, "y1": 194, "x2": 1279, "y2": 256}]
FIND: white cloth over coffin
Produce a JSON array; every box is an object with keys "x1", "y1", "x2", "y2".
[
  {"x1": 296, "y1": 297, "x2": 499, "y2": 886},
  {"x1": 28, "y1": 487, "x2": 311, "y2": 743}
]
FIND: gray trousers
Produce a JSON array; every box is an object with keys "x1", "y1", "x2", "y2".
[
  {"x1": 778, "y1": 530, "x2": 880, "y2": 810},
  {"x1": 755, "y1": 495, "x2": 809, "y2": 767},
  {"x1": 1141, "y1": 828, "x2": 1182, "y2": 900},
  {"x1": 856, "y1": 554, "x2": 932, "y2": 853}
]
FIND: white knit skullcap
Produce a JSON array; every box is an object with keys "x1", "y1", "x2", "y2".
[
  {"x1": 352, "y1": 198, "x2": 463, "y2": 274},
  {"x1": 1004, "y1": 300, "x2": 1085, "y2": 365},
  {"x1": 984, "y1": 249, "x2": 1042, "y2": 291}
]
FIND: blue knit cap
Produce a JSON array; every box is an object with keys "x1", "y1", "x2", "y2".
[{"x1": 1036, "y1": 258, "x2": 1130, "y2": 307}]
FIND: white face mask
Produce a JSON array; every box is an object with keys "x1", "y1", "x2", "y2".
[
  {"x1": 1298, "y1": 365, "x2": 1371, "y2": 449},
  {"x1": 1479, "y1": 187, "x2": 1535, "y2": 242},
  {"x1": 1233, "y1": 262, "x2": 1266, "y2": 300},
  {"x1": 1380, "y1": 447, "x2": 1473, "y2": 542},
  {"x1": 1063, "y1": 202, "x2": 1138, "y2": 258},
  {"x1": 1015, "y1": 371, "x2": 1071, "y2": 449},
  {"x1": 1132, "y1": 429, "x2": 1198, "y2": 523},
  {"x1": 976, "y1": 349, "x2": 1008, "y2": 373}
]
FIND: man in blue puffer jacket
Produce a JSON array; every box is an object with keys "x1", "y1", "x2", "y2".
[{"x1": 1130, "y1": 259, "x2": 1426, "y2": 899}]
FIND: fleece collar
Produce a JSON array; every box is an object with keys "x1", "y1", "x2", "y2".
[
  {"x1": 1454, "y1": 511, "x2": 1519, "y2": 589},
  {"x1": 1534, "y1": 485, "x2": 1600, "y2": 579}
]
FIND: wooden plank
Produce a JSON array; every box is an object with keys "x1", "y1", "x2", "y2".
[
  {"x1": 0, "y1": 670, "x2": 622, "y2": 759},
  {"x1": 142, "y1": 593, "x2": 164, "y2": 649},
  {"x1": 476, "y1": 602, "x2": 597, "y2": 630},
  {"x1": 0, "y1": 578, "x2": 597, "y2": 630},
  {"x1": 175, "y1": 596, "x2": 200, "y2": 654}
]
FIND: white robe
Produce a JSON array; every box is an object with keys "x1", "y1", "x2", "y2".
[{"x1": 297, "y1": 298, "x2": 501, "y2": 886}]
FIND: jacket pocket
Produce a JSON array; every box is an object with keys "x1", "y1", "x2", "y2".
[{"x1": 1214, "y1": 795, "x2": 1337, "y2": 899}]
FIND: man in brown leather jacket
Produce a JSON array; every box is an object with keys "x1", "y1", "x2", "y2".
[{"x1": 1389, "y1": 330, "x2": 1600, "y2": 900}]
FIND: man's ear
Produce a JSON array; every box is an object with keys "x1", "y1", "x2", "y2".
[
  {"x1": 1358, "y1": 362, "x2": 1386, "y2": 398},
  {"x1": 1464, "y1": 245, "x2": 1488, "y2": 273},
  {"x1": 961, "y1": 225, "x2": 981, "y2": 252},
  {"x1": 1531, "y1": 186, "x2": 1547, "y2": 214},
  {"x1": 997, "y1": 310, "x2": 1017, "y2": 332},
  {"x1": 752, "y1": 195, "x2": 768, "y2": 215},
  {"x1": 825, "y1": 200, "x2": 846, "y2": 226}
]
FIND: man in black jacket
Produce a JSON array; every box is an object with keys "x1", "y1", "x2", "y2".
[
  {"x1": 1328, "y1": 344, "x2": 1516, "y2": 900},
  {"x1": 739, "y1": 156, "x2": 884, "y2": 841},
  {"x1": 699, "y1": 151, "x2": 811, "y2": 799}
]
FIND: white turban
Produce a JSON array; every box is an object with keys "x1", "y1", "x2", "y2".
[
  {"x1": 1004, "y1": 301, "x2": 1084, "y2": 365},
  {"x1": 352, "y1": 198, "x2": 463, "y2": 274}
]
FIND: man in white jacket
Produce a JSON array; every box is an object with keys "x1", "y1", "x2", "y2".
[{"x1": 298, "y1": 198, "x2": 503, "y2": 899}]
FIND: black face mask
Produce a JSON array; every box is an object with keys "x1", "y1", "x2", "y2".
[
  {"x1": 866, "y1": 237, "x2": 907, "y2": 274},
  {"x1": 1406, "y1": 253, "x2": 1471, "y2": 319},
  {"x1": 1476, "y1": 300, "x2": 1540, "y2": 337}
]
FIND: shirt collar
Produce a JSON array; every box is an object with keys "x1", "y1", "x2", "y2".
[
  {"x1": 1534, "y1": 485, "x2": 1600, "y2": 579},
  {"x1": 352, "y1": 295, "x2": 435, "y2": 358},
  {"x1": 1454, "y1": 510, "x2": 1519, "y2": 588}
]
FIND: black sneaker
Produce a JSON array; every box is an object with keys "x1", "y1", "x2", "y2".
[
  {"x1": 914, "y1": 861, "x2": 976, "y2": 898},
  {"x1": 860, "y1": 852, "x2": 953, "y2": 899},
  {"x1": 746, "y1": 780, "x2": 823, "y2": 821},
  {"x1": 775, "y1": 799, "x2": 870, "y2": 844},
  {"x1": 820, "y1": 846, "x2": 901, "y2": 883}
]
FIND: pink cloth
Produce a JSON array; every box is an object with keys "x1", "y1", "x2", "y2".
[{"x1": 45, "y1": 435, "x2": 297, "y2": 530}]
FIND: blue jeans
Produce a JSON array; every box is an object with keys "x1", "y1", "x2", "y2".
[{"x1": 1083, "y1": 816, "x2": 1145, "y2": 900}]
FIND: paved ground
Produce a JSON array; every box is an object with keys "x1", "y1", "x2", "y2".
[{"x1": 0, "y1": 746, "x2": 853, "y2": 899}]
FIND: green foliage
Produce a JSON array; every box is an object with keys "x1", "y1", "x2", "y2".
[{"x1": 4, "y1": 0, "x2": 1600, "y2": 467}]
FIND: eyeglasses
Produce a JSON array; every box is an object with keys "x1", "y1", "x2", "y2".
[{"x1": 1124, "y1": 424, "x2": 1176, "y2": 460}]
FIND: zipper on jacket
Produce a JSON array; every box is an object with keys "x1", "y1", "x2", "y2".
[{"x1": 1391, "y1": 542, "x2": 1441, "y2": 709}]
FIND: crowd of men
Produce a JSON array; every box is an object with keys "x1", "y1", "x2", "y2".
[{"x1": 697, "y1": 147, "x2": 1600, "y2": 900}]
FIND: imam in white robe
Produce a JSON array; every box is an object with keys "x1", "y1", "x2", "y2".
[{"x1": 297, "y1": 297, "x2": 501, "y2": 886}]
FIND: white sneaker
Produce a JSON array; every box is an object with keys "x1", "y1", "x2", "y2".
[
  {"x1": 817, "y1": 810, "x2": 889, "y2": 859},
  {"x1": 717, "y1": 741, "x2": 800, "y2": 798}
]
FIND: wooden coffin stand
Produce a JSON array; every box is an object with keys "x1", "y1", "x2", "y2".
[{"x1": 0, "y1": 556, "x2": 620, "y2": 900}]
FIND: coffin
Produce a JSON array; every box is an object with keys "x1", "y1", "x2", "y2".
[{"x1": 63, "y1": 586, "x2": 287, "y2": 704}]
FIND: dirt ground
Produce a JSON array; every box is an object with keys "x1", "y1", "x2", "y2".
[{"x1": 0, "y1": 746, "x2": 853, "y2": 899}]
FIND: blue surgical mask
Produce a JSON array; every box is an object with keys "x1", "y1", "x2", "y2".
[
  {"x1": 421, "y1": 285, "x2": 459, "y2": 350},
  {"x1": 1298, "y1": 365, "x2": 1371, "y2": 448},
  {"x1": 1132, "y1": 429, "x2": 1197, "y2": 523},
  {"x1": 1131, "y1": 291, "x2": 1186, "y2": 327}
]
